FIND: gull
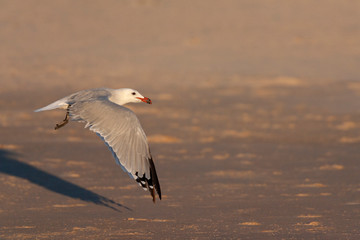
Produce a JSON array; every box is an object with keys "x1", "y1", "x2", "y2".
[{"x1": 35, "y1": 88, "x2": 161, "y2": 202}]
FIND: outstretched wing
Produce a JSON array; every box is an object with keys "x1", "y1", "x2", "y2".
[{"x1": 69, "y1": 99, "x2": 161, "y2": 201}]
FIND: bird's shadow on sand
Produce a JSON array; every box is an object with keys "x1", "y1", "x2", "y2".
[{"x1": 0, "y1": 149, "x2": 131, "y2": 212}]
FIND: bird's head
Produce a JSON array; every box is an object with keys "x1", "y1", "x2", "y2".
[{"x1": 110, "y1": 88, "x2": 152, "y2": 106}]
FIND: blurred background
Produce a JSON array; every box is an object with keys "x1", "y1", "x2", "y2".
[
  {"x1": 1, "y1": 0, "x2": 360, "y2": 239},
  {"x1": 1, "y1": 0, "x2": 359, "y2": 93}
]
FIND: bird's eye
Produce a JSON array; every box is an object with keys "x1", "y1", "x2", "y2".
[{"x1": 132, "y1": 92, "x2": 136, "y2": 95}]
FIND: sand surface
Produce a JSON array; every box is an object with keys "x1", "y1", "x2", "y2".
[{"x1": 1, "y1": 1, "x2": 360, "y2": 239}]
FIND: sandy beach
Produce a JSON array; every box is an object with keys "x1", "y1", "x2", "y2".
[{"x1": 1, "y1": 1, "x2": 360, "y2": 239}]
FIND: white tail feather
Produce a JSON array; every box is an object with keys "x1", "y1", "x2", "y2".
[{"x1": 34, "y1": 98, "x2": 68, "y2": 112}]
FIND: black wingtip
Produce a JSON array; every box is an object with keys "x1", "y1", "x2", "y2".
[
  {"x1": 149, "y1": 156, "x2": 161, "y2": 202},
  {"x1": 151, "y1": 187, "x2": 156, "y2": 203}
]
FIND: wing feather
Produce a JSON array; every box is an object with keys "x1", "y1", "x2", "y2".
[{"x1": 68, "y1": 99, "x2": 161, "y2": 201}]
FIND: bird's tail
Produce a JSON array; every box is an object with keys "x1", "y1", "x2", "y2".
[{"x1": 34, "y1": 98, "x2": 68, "y2": 112}]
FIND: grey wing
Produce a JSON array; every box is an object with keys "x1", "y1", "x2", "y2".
[{"x1": 69, "y1": 99, "x2": 161, "y2": 201}]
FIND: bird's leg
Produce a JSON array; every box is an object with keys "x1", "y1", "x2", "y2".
[{"x1": 55, "y1": 106, "x2": 70, "y2": 130}]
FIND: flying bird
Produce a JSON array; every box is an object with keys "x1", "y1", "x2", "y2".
[{"x1": 35, "y1": 88, "x2": 161, "y2": 202}]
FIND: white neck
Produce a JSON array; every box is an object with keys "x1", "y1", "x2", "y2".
[{"x1": 108, "y1": 89, "x2": 128, "y2": 105}]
